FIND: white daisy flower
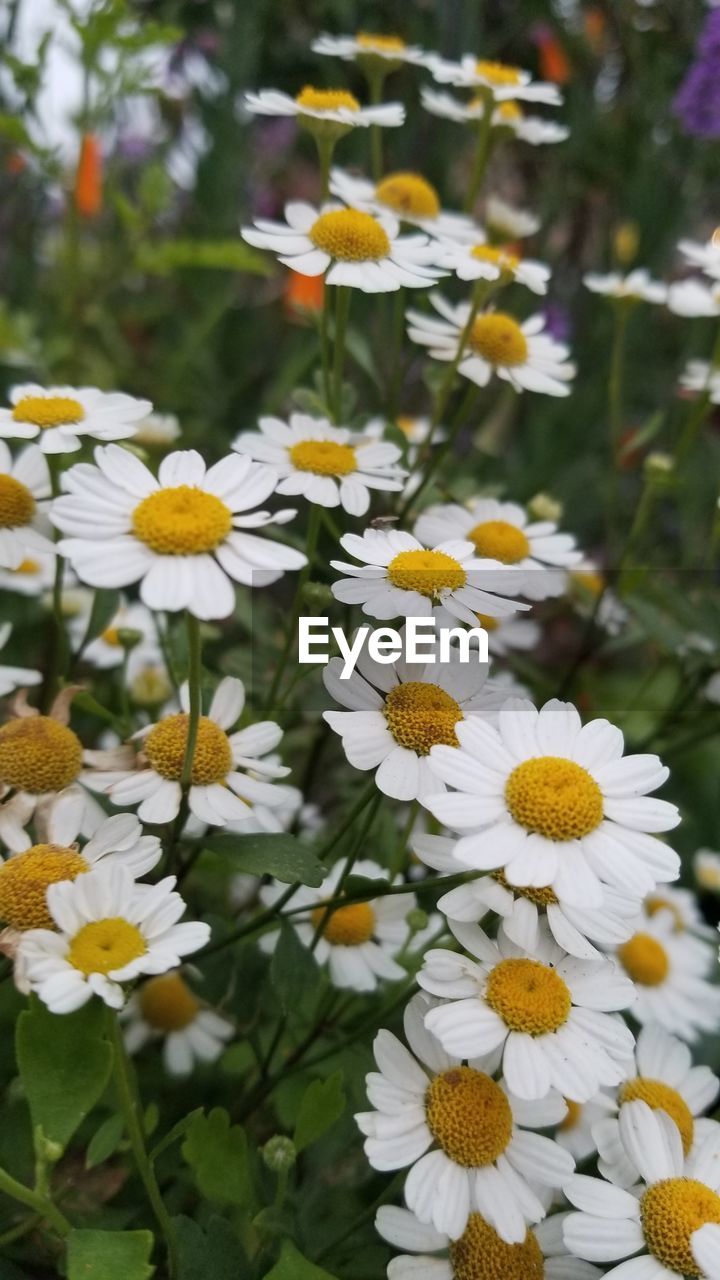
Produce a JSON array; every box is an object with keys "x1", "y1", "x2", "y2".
[
  {"x1": 695, "y1": 848, "x2": 720, "y2": 893},
  {"x1": 569, "y1": 562, "x2": 628, "y2": 637},
  {"x1": 435, "y1": 238, "x2": 551, "y2": 294},
  {"x1": 68, "y1": 598, "x2": 163, "y2": 679},
  {"x1": 484, "y1": 196, "x2": 540, "y2": 242},
  {"x1": 593, "y1": 1024, "x2": 720, "y2": 1187},
  {"x1": 51, "y1": 445, "x2": 306, "y2": 621},
  {"x1": 132, "y1": 412, "x2": 181, "y2": 448},
  {"x1": 413, "y1": 833, "x2": 638, "y2": 960},
  {"x1": 415, "y1": 498, "x2": 581, "y2": 601},
  {"x1": 259, "y1": 858, "x2": 416, "y2": 992},
  {"x1": 462, "y1": 611, "x2": 541, "y2": 657},
  {"x1": 563, "y1": 1100, "x2": 720, "y2": 1280},
  {"x1": 17, "y1": 864, "x2": 209, "y2": 1013},
  {"x1": 91, "y1": 676, "x2": 291, "y2": 827},
  {"x1": 242, "y1": 201, "x2": 442, "y2": 293},
  {"x1": 406, "y1": 295, "x2": 575, "y2": 396},
  {"x1": 312, "y1": 31, "x2": 430, "y2": 69},
  {"x1": 584, "y1": 270, "x2": 668, "y2": 304},
  {"x1": 420, "y1": 88, "x2": 568, "y2": 144},
  {"x1": 0, "y1": 552, "x2": 56, "y2": 596},
  {"x1": 612, "y1": 909, "x2": 720, "y2": 1042},
  {"x1": 329, "y1": 167, "x2": 480, "y2": 241},
  {"x1": 425, "y1": 698, "x2": 680, "y2": 910},
  {"x1": 428, "y1": 55, "x2": 563, "y2": 105},
  {"x1": 330, "y1": 528, "x2": 528, "y2": 626},
  {"x1": 322, "y1": 632, "x2": 521, "y2": 802},
  {"x1": 680, "y1": 359, "x2": 720, "y2": 404},
  {"x1": 0, "y1": 624, "x2": 41, "y2": 697},
  {"x1": 356, "y1": 991, "x2": 574, "y2": 1241},
  {"x1": 0, "y1": 797, "x2": 161, "y2": 933},
  {"x1": 0, "y1": 385, "x2": 151, "y2": 455},
  {"x1": 243, "y1": 86, "x2": 404, "y2": 132},
  {"x1": 123, "y1": 971, "x2": 233, "y2": 1075},
  {"x1": 679, "y1": 236, "x2": 720, "y2": 281},
  {"x1": 375, "y1": 1204, "x2": 601, "y2": 1280},
  {"x1": 0, "y1": 441, "x2": 55, "y2": 569},
  {"x1": 555, "y1": 1094, "x2": 617, "y2": 1163},
  {"x1": 643, "y1": 884, "x2": 717, "y2": 944},
  {"x1": 418, "y1": 922, "x2": 636, "y2": 1102},
  {"x1": 232, "y1": 413, "x2": 405, "y2": 516},
  {"x1": 667, "y1": 278, "x2": 720, "y2": 317}
]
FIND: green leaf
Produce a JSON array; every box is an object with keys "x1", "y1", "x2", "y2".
[
  {"x1": 181, "y1": 1109, "x2": 250, "y2": 1205},
  {"x1": 173, "y1": 1216, "x2": 247, "y2": 1280},
  {"x1": 203, "y1": 833, "x2": 325, "y2": 887},
  {"x1": 342, "y1": 874, "x2": 392, "y2": 901},
  {"x1": 149, "y1": 1108, "x2": 202, "y2": 1163},
  {"x1": 270, "y1": 922, "x2": 321, "y2": 1015},
  {"x1": 135, "y1": 239, "x2": 273, "y2": 276},
  {"x1": 293, "y1": 1072, "x2": 346, "y2": 1153},
  {"x1": 16, "y1": 999, "x2": 113, "y2": 1153},
  {"x1": 262, "y1": 1240, "x2": 338, "y2": 1280},
  {"x1": 66, "y1": 1229, "x2": 154, "y2": 1280},
  {"x1": 86, "y1": 1113, "x2": 124, "y2": 1169},
  {"x1": 77, "y1": 588, "x2": 121, "y2": 653}
]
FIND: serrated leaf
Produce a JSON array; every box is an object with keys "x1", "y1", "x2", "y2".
[
  {"x1": 66, "y1": 1229, "x2": 154, "y2": 1280},
  {"x1": 270, "y1": 922, "x2": 321, "y2": 1014},
  {"x1": 203, "y1": 833, "x2": 325, "y2": 887},
  {"x1": 293, "y1": 1071, "x2": 345, "y2": 1153},
  {"x1": 181, "y1": 1109, "x2": 249, "y2": 1205},
  {"x1": 16, "y1": 999, "x2": 113, "y2": 1153},
  {"x1": 86, "y1": 1113, "x2": 124, "y2": 1169},
  {"x1": 173, "y1": 1216, "x2": 247, "y2": 1280},
  {"x1": 262, "y1": 1240, "x2": 338, "y2": 1280}
]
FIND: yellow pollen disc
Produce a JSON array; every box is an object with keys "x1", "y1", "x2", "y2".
[
  {"x1": 468, "y1": 519, "x2": 530, "y2": 564},
  {"x1": 0, "y1": 844, "x2": 88, "y2": 930},
  {"x1": 476, "y1": 612, "x2": 499, "y2": 632},
  {"x1": 621, "y1": 1079, "x2": 694, "y2": 1156},
  {"x1": 356, "y1": 32, "x2": 407, "y2": 54},
  {"x1": 646, "y1": 895, "x2": 684, "y2": 931},
  {"x1": 309, "y1": 209, "x2": 390, "y2": 262},
  {"x1": 485, "y1": 957, "x2": 572, "y2": 1035},
  {"x1": 505, "y1": 756, "x2": 603, "y2": 842},
  {"x1": 492, "y1": 869, "x2": 559, "y2": 907},
  {"x1": 374, "y1": 172, "x2": 440, "y2": 220},
  {"x1": 476, "y1": 60, "x2": 523, "y2": 86},
  {"x1": 289, "y1": 439, "x2": 357, "y2": 476},
  {"x1": 572, "y1": 568, "x2": 604, "y2": 597},
  {"x1": 559, "y1": 1098, "x2": 583, "y2": 1132},
  {"x1": 383, "y1": 681, "x2": 462, "y2": 755},
  {"x1": 295, "y1": 86, "x2": 360, "y2": 113},
  {"x1": 469, "y1": 313, "x2": 528, "y2": 366},
  {"x1": 617, "y1": 932, "x2": 670, "y2": 987},
  {"x1": 0, "y1": 474, "x2": 35, "y2": 528},
  {"x1": 641, "y1": 1178, "x2": 720, "y2": 1277},
  {"x1": 68, "y1": 918, "x2": 147, "y2": 976},
  {"x1": 14, "y1": 558, "x2": 40, "y2": 574},
  {"x1": 310, "y1": 901, "x2": 375, "y2": 946},
  {"x1": 497, "y1": 100, "x2": 523, "y2": 122},
  {"x1": 101, "y1": 626, "x2": 121, "y2": 646},
  {"x1": 144, "y1": 714, "x2": 232, "y2": 786},
  {"x1": 396, "y1": 416, "x2": 416, "y2": 437},
  {"x1": 387, "y1": 548, "x2": 466, "y2": 599},
  {"x1": 131, "y1": 485, "x2": 232, "y2": 556},
  {"x1": 0, "y1": 716, "x2": 83, "y2": 794},
  {"x1": 139, "y1": 972, "x2": 200, "y2": 1031},
  {"x1": 470, "y1": 244, "x2": 521, "y2": 273},
  {"x1": 425, "y1": 1068, "x2": 512, "y2": 1167},
  {"x1": 12, "y1": 395, "x2": 85, "y2": 429},
  {"x1": 449, "y1": 1213, "x2": 544, "y2": 1280}
]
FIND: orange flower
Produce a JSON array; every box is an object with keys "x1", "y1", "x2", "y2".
[
  {"x1": 5, "y1": 151, "x2": 27, "y2": 176},
  {"x1": 284, "y1": 270, "x2": 324, "y2": 317},
  {"x1": 74, "y1": 133, "x2": 102, "y2": 218},
  {"x1": 584, "y1": 8, "x2": 607, "y2": 53},
  {"x1": 536, "y1": 32, "x2": 571, "y2": 85}
]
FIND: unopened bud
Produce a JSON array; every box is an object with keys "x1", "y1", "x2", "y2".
[
  {"x1": 299, "y1": 581, "x2": 334, "y2": 610},
  {"x1": 406, "y1": 907, "x2": 429, "y2": 934},
  {"x1": 261, "y1": 1135, "x2": 297, "y2": 1173},
  {"x1": 527, "y1": 492, "x2": 563, "y2": 522},
  {"x1": 129, "y1": 665, "x2": 172, "y2": 707},
  {"x1": 644, "y1": 451, "x2": 674, "y2": 478},
  {"x1": 116, "y1": 627, "x2": 143, "y2": 651}
]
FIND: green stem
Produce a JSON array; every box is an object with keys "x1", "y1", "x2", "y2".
[
  {"x1": 607, "y1": 302, "x2": 630, "y2": 559},
  {"x1": 386, "y1": 287, "x2": 407, "y2": 421},
  {"x1": 463, "y1": 91, "x2": 495, "y2": 214},
  {"x1": 43, "y1": 458, "x2": 69, "y2": 708},
  {"x1": 180, "y1": 612, "x2": 202, "y2": 790},
  {"x1": 319, "y1": 287, "x2": 331, "y2": 409},
  {"x1": 310, "y1": 792, "x2": 382, "y2": 949},
  {"x1": 264, "y1": 504, "x2": 322, "y2": 717},
  {"x1": 331, "y1": 286, "x2": 352, "y2": 423},
  {"x1": 315, "y1": 137, "x2": 335, "y2": 202},
  {"x1": 108, "y1": 1013, "x2": 178, "y2": 1276},
  {"x1": 675, "y1": 322, "x2": 720, "y2": 467},
  {"x1": 390, "y1": 800, "x2": 419, "y2": 878},
  {"x1": 365, "y1": 69, "x2": 386, "y2": 181},
  {"x1": 0, "y1": 1166, "x2": 70, "y2": 1239}
]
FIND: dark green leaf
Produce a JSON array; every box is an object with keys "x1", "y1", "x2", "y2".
[
  {"x1": 262, "y1": 1240, "x2": 338, "y2": 1280},
  {"x1": 271, "y1": 922, "x2": 321, "y2": 1015},
  {"x1": 66, "y1": 1229, "x2": 154, "y2": 1280},
  {"x1": 293, "y1": 1072, "x2": 345, "y2": 1153},
  {"x1": 203, "y1": 833, "x2": 325, "y2": 887},
  {"x1": 181, "y1": 1109, "x2": 250, "y2": 1205},
  {"x1": 76, "y1": 588, "x2": 121, "y2": 653},
  {"x1": 342, "y1": 874, "x2": 392, "y2": 901},
  {"x1": 173, "y1": 1216, "x2": 247, "y2": 1280},
  {"x1": 86, "y1": 1113, "x2": 124, "y2": 1169},
  {"x1": 16, "y1": 999, "x2": 113, "y2": 1153},
  {"x1": 149, "y1": 1108, "x2": 202, "y2": 1163}
]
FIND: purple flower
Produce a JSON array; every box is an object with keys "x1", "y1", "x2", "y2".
[
  {"x1": 543, "y1": 302, "x2": 572, "y2": 344},
  {"x1": 674, "y1": 10, "x2": 720, "y2": 139}
]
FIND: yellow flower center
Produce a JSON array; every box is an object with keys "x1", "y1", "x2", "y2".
[
  {"x1": 386, "y1": 548, "x2": 466, "y2": 598},
  {"x1": 396, "y1": 416, "x2": 417, "y2": 438},
  {"x1": 0, "y1": 474, "x2": 35, "y2": 528},
  {"x1": 67, "y1": 918, "x2": 147, "y2": 976},
  {"x1": 449, "y1": 1213, "x2": 545, "y2": 1280},
  {"x1": 131, "y1": 486, "x2": 232, "y2": 556},
  {"x1": 425, "y1": 1067, "x2": 513, "y2": 1167},
  {"x1": 646, "y1": 895, "x2": 684, "y2": 932},
  {"x1": 101, "y1": 626, "x2": 121, "y2": 646},
  {"x1": 144, "y1": 714, "x2": 232, "y2": 786},
  {"x1": 0, "y1": 844, "x2": 89, "y2": 930},
  {"x1": 295, "y1": 86, "x2": 360, "y2": 113},
  {"x1": 469, "y1": 313, "x2": 528, "y2": 366},
  {"x1": 309, "y1": 209, "x2": 391, "y2": 262},
  {"x1": 13, "y1": 558, "x2": 40, "y2": 575},
  {"x1": 383, "y1": 681, "x2": 462, "y2": 755},
  {"x1": 310, "y1": 901, "x2": 375, "y2": 946},
  {"x1": 356, "y1": 33, "x2": 407, "y2": 54},
  {"x1": 470, "y1": 244, "x2": 521, "y2": 273},
  {"x1": 617, "y1": 932, "x2": 669, "y2": 987},
  {"x1": 476, "y1": 60, "x2": 523, "y2": 86},
  {"x1": 288, "y1": 439, "x2": 357, "y2": 476},
  {"x1": 374, "y1": 172, "x2": 440, "y2": 220},
  {"x1": 572, "y1": 568, "x2": 604, "y2": 597},
  {"x1": 468, "y1": 518, "x2": 530, "y2": 564},
  {"x1": 496, "y1": 100, "x2": 523, "y2": 122},
  {"x1": 476, "y1": 612, "x2": 499, "y2": 632},
  {"x1": 492, "y1": 869, "x2": 559, "y2": 907},
  {"x1": 138, "y1": 972, "x2": 200, "y2": 1031},
  {"x1": 11, "y1": 395, "x2": 85, "y2": 429},
  {"x1": 641, "y1": 1179, "x2": 720, "y2": 1277},
  {"x1": 621, "y1": 1078, "x2": 694, "y2": 1156},
  {"x1": 559, "y1": 1098, "x2": 583, "y2": 1132},
  {"x1": 505, "y1": 756, "x2": 604, "y2": 842},
  {"x1": 485, "y1": 957, "x2": 572, "y2": 1035},
  {"x1": 0, "y1": 716, "x2": 83, "y2": 794}
]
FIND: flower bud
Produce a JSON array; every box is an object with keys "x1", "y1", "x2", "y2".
[{"x1": 261, "y1": 1135, "x2": 297, "y2": 1173}]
